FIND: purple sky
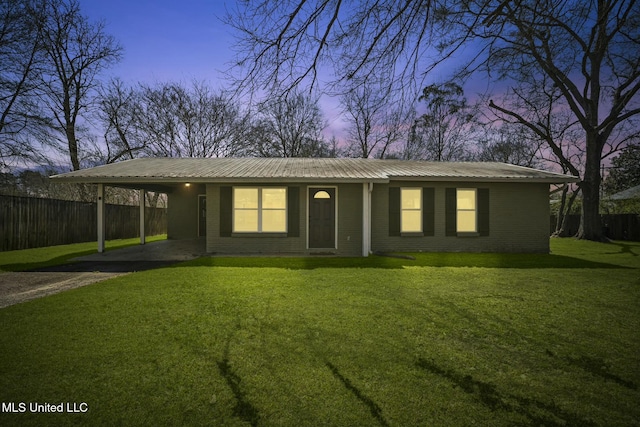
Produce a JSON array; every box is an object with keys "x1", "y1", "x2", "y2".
[
  {"x1": 82, "y1": 0, "x2": 233, "y2": 84},
  {"x1": 81, "y1": 0, "x2": 348, "y2": 136}
]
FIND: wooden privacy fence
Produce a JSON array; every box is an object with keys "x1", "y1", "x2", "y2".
[
  {"x1": 0, "y1": 195, "x2": 167, "y2": 251},
  {"x1": 550, "y1": 214, "x2": 640, "y2": 241}
]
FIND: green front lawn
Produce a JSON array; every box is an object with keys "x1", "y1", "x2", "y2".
[{"x1": 1, "y1": 239, "x2": 639, "y2": 426}]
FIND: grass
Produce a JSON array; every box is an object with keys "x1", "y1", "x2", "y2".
[
  {"x1": 0, "y1": 234, "x2": 167, "y2": 272},
  {"x1": 0, "y1": 239, "x2": 639, "y2": 426}
]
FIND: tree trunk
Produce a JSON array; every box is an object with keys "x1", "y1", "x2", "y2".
[
  {"x1": 66, "y1": 125, "x2": 80, "y2": 171},
  {"x1": 553, "y1": 184, "x2": 568, "y2": 235},
  {"x1": 576, "y1": 139, "x2": 604, "y2": 241}
]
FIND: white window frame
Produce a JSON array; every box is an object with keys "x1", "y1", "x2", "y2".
[
  {"x1": 400, "y1": 187, "x2": 422, "y2": 233},
  {"x1": 456, "y1": 188, "x2": 477, "y2": 233},
  {"x1": 233, "y1": 187, "x2": 287, "y2": 233}
]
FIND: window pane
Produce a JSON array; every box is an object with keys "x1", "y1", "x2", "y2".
[
  {"x1": 262, "y1": 188, "x2": 287, "y2": 208},
  {"x1": 457, "y1": 210, "x2": 476, "y2": 232},
  {"x1": 457, "y1": 189, "x2": 476, "y2": 209},
  {"x1": 401, "y1": 188, "x2": 422, "y2": 209},
  {"x1": 401, "y1": 211, "x2": 422, "y2": 233},
  {"x1": 234, "y1": 188, "x2": 258, "y2": 209},
  {"x1": 262, "y1": 210, "x2": 287, "y2": 232},
  {"x1": 234, "y1": 210, "x2": 258, "y2": 232}
]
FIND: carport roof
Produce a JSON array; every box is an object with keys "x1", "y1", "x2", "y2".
[{"x1": 50, "y1": 157, "x2": 578, "y2": 185}]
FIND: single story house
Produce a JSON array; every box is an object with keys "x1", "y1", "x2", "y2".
[{"x1": 50, "y1": 158, "x2": 578, "y2": 256}]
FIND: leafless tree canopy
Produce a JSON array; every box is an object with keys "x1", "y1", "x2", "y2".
[
  {"x1": 37, "y1": 0, "x2": 122, "y2": 171},
  {"x1": 340, "y1": 83, "x2": 409, "y2": 159},
  {"x1": 0, "y1": 0, "x2": 47, "y2": 168},
  {"x1": 404, "y1": 82, "x2": 477, "y2": 161},
  {"x1": 224, "y1": 0, "x2": 435, "y2": 95},
  {"x1": 450, "y1": 0, "x2": 640, "y2": 240},
  {"x1": 477, "y1": 125, "x2": 542, "y2": 168},
  {"x1": 227, "y1": 0, "x2": 640, "y2": 240},
  {"x1": 98, "y1": 80, "x2": 253, "y2": 160},
  {"x1": 253, "y1": 91, "x2": 328, "y2": 157}
]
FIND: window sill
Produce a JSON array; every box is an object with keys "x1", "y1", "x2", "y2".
[
  {"x1": 231, "y1": 232, "x2": 288, "y2": 238},
  {"x1": 400, "y1": 232, "x2": 424, "y2": 237}
]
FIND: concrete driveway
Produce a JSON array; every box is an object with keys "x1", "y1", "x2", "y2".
[{"x1": 0, "y1": 239, "x2": 205, "y2": 309}]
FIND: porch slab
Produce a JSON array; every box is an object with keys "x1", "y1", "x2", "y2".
[{"x1": 73, "y1": 238, "x2": 206, "y2": 262}]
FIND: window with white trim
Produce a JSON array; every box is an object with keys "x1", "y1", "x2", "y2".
[
  {"x1": 233, "y1": 187, "x2": 287, "y2": 232},
  {"x1": 456, "y1": 188, "x2": 477, "y2": 232},
  {"x1": 401, "y1": 188, "x2": 422, "y2": 233}
]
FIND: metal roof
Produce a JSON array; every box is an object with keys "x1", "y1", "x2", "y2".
[{"x1": 50, "y1": 157, "x2": 578, "y2": 185}]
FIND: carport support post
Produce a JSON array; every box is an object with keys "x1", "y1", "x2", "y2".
[
  {"x1": 362, "y1": 182, "x2": 373, "y2": 256},
  {"x1": 97, "y1": 184, "x2": 105, "y2": 253},
  {"x1": 139, "y1": 189, "x2": 146, "y2": 245}
]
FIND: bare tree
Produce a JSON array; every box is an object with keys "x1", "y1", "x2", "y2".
[
  {"x1": 484, "y1": 73, "x2": 588, "y2": 237},
  {"x1": 444, "y1": 0, "x2": 640, "y2": 241},
  {"x1": 127, "y1": 81, "x2": 251, "y2": 158},
  {"x1": 0, "y1": 0, "x2": 48, "y2": 168},
  {"x1": 255, "y1": 91, "x2": 328, "y2": 157},
  {"x1": 97, "y1": 80, "x2": 253, "y2": 162},
  {"x1": 224, "y1": 0, "x2": 435, "y2": 95},
  {"x1": 226, "y1": 0, "x2": 640, "y2": 242},
  {"x1": 37, "y1": 0, "x2": 122, "y2": 170},
  {"x1": 403, "y1": 82, "x2": 476, "y2": 161},
  {"x1": 340, "y1": 83, "x2": 408, "y2": 158},
  {"x1": 477, "y1": 124, "x2": 542, "y2": 167},
  {"x1": 96, "y1": 78, "x2": 147, "y2": 163}
]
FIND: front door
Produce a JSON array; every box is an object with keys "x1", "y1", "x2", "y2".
[
  {"x1": 309, "y1": 188, "x2": 335, "y2": 249},
  {"x1": 198, "y1": 195, "x2": 206, "y2": 237}
]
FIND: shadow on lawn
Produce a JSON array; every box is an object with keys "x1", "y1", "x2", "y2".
[
  {"x1": 0, "y1": 250, "x2": 97, "y2": 272},
  {"x1": 177, "y1": 253, "x2": 626, "y2": 270},
  {"x1": 0, "y1": 239, "x2": 163, "y2": 272},
  {"x1": 608, "y1": 242, "x2": 639, "y2": 257},
  {"x1": 217, "y1": 334, "x2": 260, "y2": 427},
  {"x1": 416, "y1": 358, "x2": 597, "y2": 427},
  {"x1": 326, "y1": 362, "x2": 389, "y2": 427},
  {"x1": 545, "y1": 350, "x2": 638, "y2": 390}
]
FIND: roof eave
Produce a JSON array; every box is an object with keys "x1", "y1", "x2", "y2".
[
  {"x1": 386, "y1": 176, "x2": 580, "y2": 183},
  {"x1": 49, "y1": 176, "x2": 391, "y2": 185}
]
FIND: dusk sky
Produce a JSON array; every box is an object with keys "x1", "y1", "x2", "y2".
[
  {"x1": 78, "y1": 0, "x2": 494, "y2": 140},
  {"x1": 80, "y1": 0, "x2": 355, "y2": 135},
  {"x1": 81, "y1": 0, "x2": 233, "y2": 85}
]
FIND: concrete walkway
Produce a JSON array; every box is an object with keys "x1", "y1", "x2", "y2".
[
  {"x1": 0, "y1": 271, "x2": 125, "y2": 308},
  {"x1": 0, "y1": 239, "x2": 206, "y2": 309}
]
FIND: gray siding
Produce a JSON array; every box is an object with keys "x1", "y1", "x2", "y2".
[
  {"x1": 335, "y1": 184, "x2": 363, "y2": 256},
  {"x1": 167, "y1": 184, "x2": 204, "y2": 239},
  {"x1": 170, "y1": 180, "x2": 550, "y2": 255},
  {"x1": 371, "y1": 181, "x2": 550, "y2": 253},
  {"x1": 206, "y1": 183, "x2": 363, "y2": 256}
]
